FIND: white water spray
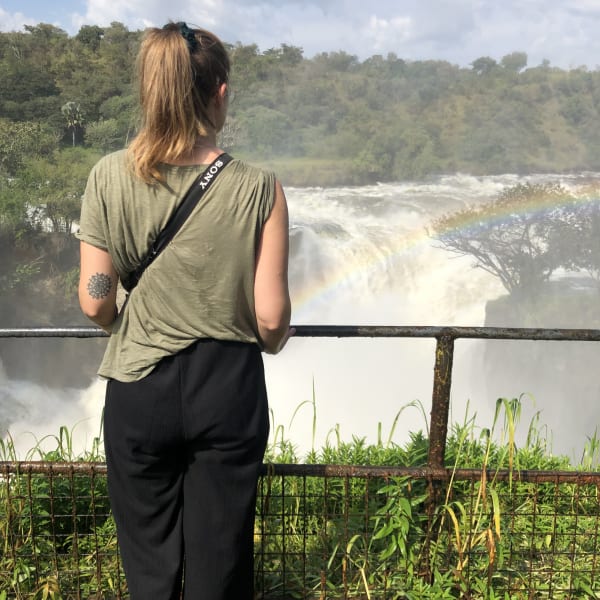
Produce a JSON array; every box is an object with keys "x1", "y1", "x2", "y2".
[
  {"x1": 2, "y1": 172, "x2": 599, "y2": 460},
  {"x1": 0, "y1": 360, "x2": 105, "y2": 459}
]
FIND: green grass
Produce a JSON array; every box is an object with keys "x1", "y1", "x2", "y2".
[{"x1": 2, "y1": 397, "x2": 600, "y2": 599}]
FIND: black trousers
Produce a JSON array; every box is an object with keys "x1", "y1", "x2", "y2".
[{"x1": 103, "y1": 339, "x2": 269, "y2": 600}]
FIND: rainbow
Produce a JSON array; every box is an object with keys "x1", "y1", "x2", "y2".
[
  {"x1": 290, "y1": 185, "x2": 600, "y2": 318},
  {"x1": 440, "y1": 187, "x2": 600, "y2": 237}
]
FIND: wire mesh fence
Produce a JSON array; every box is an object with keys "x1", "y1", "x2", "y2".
[
  {"x1": 256, "y1": 467, "x2": 600, "y2": 599},
  {"x1": 3, "y1": 326, "x2": 600, "y2": 598},
  {"x1": 3, "y1": 463, "x2": 600, "y2": 598},
  {"x1": 0, "y1": 463, "x2": 122, "y2": 599}
]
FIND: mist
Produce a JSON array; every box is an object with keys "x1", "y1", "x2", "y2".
[{"x1": 3, "y1": 171, "x2": 599, "y2": 462}]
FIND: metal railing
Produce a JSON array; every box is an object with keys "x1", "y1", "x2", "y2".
[{"x1": 2, "y1": 325, "x2": 600, "y2": 598}]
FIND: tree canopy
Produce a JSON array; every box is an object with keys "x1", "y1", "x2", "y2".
[
  {"x1": 0, "y1": 23, "x2": 600, "y2": 184},
  {"x1": 432, "y1": 182, "x2": 600, "y2": 297}
]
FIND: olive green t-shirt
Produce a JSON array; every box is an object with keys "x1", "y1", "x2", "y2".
[{"x1": 76, "y1": 149, "x2": 275, "y2": 382}]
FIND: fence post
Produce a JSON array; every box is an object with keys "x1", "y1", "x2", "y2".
[
  {"x1": 423, "y1": 334, "x2": 455, "y2": 579},
  {"x1": 428, "y1": 334, "x2": 454, "y2": 469}
]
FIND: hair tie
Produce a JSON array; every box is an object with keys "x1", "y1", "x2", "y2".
[{"x1": 173, "y1": 22, "x2": 198, "y2": 52}]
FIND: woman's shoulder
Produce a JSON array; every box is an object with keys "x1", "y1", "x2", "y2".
[
  {"x1": 226, "y1": 157, "x2": 276, "y2": 186},
  {"x1": 87, "y1": 150, "x2": 131, "y2": 188},
  {"x1": 91, "y1": 149, "x2": 129, "y2": 173}
]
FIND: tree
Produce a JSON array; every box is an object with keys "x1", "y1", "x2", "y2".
[
  {"x1": 574, "y1": 203, "x2": 600, "y2": 282},
  {"x1": 75, "y1": 25, "x2": 104, "y2": 51},
  {"x1": 0, "y1": 119, "x2": 58, "y2": 176},
  {"x1": 432, "y1": 183, "x2": 576, "y2": 296},
  {"x1": 236, "y1": 106, "x2": 297, "y2": 156},
  {"x1": 262, "y1": 44, "x2": 303, "y2": 66},
  {"x1": 0, "y1": 51, "x2": 60, "y2": 121},
  {"x1": 61, "y1": 101, "x2": 84, "y2": 146},
  {"x1": 471, "y1": 56, "x2": 498, "y2": 75},
  {"x1": 314, "y1": 50, "x2": 359, "y2": 73},
  {"x1": 217, "y1": 118, "x2": 241, "y2": 151},
  {"x1": 20, "y1": 148, "x2": 98, "y2": 234},
  {"x1": 85, "y1": 118, "x2": 124, "y2": 152},
  {"x1": 501, "y1": 52, "x2": 528, "y2": 73},
  {"x1": 549, "y1": 191, "x2": 600, "y2": 282}
]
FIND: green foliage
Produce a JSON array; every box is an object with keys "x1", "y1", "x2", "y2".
[
  {"x1": 3, "y1": 397, "x2": 600, "y2": 598},
  {"x1": 0, "y1": 423, "x2": 115, "y2": 599},
  {"x1": 0, "y1": 146, "x2": 97, "y2": 312},
  {"x1": 0, "y1": 138, "x2": 101, "y2": 327},
  {"x1": 471, "y1": 56, "x2": 499, "y2": 75},
  {"x1": 75, "y1": 25, "x2": 104, "y2": 51},
  {"x1": 0, "y1": 120, "x2": 58, "y2": 177},
  {"x1": 17, "y1": 147, "x2": 99, "y2": 234},
  {"x1": 501, "y1": 51, "x2": 528, "y2": 73},
  {"x1": 84, "y1": 118, "x2": 124, "y2": 153},
  {"x1": 0, "y1": 25, "x2": 599, "y2": 185},
  {"x1": 236, "y1": 105, "x2": 300, "y2": 156},
  {"x1": 549, "y1": 184, "x2": 600, "y2": 281},
  {"x1": 225, "y1": 37, "x2": 600, "y2": 180}
]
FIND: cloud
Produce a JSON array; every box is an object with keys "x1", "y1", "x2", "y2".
[
  {"x1": 568, "y1": 0, "x2": 600, "y2": 17},
  {"x1": 0, "y1": 7, "x2": 27, "y2": 31},
  {"x1": 467, "y1": 1, "x2": 600, "y2": 69},
  {"x1": 71, "y1": 0, "x2": 221, "y2": 32},
  {"x1": 364, "y1": 15, "x2": 413, "y2": 54},
  {"x1": 199, "y1": 2, "x2": 357, "y2": 56},
  {"x1": 3, "y1": 0, "x2": 600, "y2": 68},
  {"x1": 0, "y1": 7, "x2": 41, "y2": 32}
]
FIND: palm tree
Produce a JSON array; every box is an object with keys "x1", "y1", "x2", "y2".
[{"x1": 61, "y1": 101, "x2": 83, "y2": 147}]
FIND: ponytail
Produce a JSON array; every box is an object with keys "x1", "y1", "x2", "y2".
[{"x1": 128, "y1": 23, "x2": 230, "y2": 183}]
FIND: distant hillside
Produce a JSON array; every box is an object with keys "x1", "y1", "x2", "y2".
[{"x1": 1, "y1": 25, "x2": 600, "y2": 184}]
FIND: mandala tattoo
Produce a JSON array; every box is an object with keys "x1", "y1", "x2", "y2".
[{"x1": 87, "y1": 273, "x2": 112, "y2": 300}]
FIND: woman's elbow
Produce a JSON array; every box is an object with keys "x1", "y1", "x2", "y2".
[
  {"x1": 258, "y1": 306, "x2": 290, "y2": 334},
  {"x1": 257, "y1": 306, "x2": 292, "y2": 354},
  {"x1": 80, "y1": 306, "x2": 112, "y2": 327},
  {"x1": 79, "y1": 291, "x2": 115, "y2": 327}
]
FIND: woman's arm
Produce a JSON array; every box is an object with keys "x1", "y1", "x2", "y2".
[
  {"x1": 254, "y1": 179, "x2": 293, "y2": 354},
  {"x1": 78, "y1": 241, "x2": 119, "y2": 330}
]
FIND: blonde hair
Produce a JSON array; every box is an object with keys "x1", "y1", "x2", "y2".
[{"x1": 128, "y1": 22, "x2": 230, "y2": 183}]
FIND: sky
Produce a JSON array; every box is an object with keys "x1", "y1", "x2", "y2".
[{"x1": 1, "y1": 0, "x2": 600, "y2": 69}]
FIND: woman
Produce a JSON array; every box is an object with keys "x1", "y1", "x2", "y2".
[{"x1": 76, "y1": 22, "x2": 292, "y2": 600}]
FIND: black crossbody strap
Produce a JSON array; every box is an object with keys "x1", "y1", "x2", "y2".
[{"x1": 128, "y1": 152, "x2": 233, "y2": 291}]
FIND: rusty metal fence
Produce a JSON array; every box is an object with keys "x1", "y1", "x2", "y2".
[{"x1": 2, "y1": 325, "x2": 600, "y2": 598}]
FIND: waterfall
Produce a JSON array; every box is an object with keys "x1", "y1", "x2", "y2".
[
  {"x1": 0, "y1": 363, "x2": 106, "y2": 458},
  {"x1": 266, "y1": 172, "x2": 600, "y2": 458},
  {"x1": 3, "y1": 171, "x2": 599, "y2": 460}
]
